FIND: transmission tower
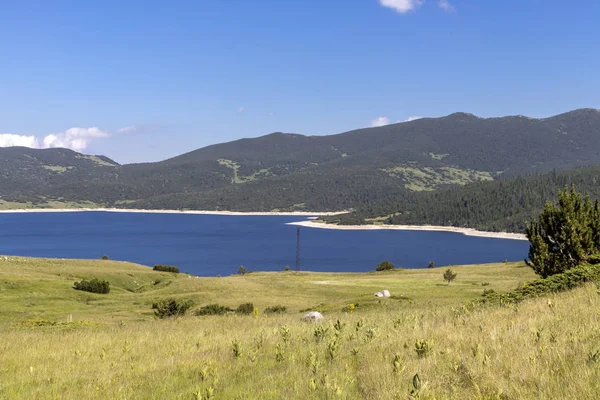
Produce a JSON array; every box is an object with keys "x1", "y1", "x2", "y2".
[{"x1": 295, "y1": 227, "x2": 300, "y2": 272}]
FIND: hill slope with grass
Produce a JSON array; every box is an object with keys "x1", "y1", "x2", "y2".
[
  {"x1": 2, "y1": 108, "x2": 600, "y2": 211},
  {"x1": 2, "y1": 256, "x2": 600, "y2": 398}
]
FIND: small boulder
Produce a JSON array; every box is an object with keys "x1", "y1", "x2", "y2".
[
  {"x1": 382, "y1": 290, "x2": 391, "y2": 297},
  {"x1": 374, "y1": 292, "x2": 384, "y2": 297},
  {"x1": 302, "y1": 311, "x2": 324, "y2": 322}
]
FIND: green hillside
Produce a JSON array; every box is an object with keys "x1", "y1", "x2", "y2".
[
  {"x1": 2, "y1": 108, "x2": 600, "y2": 211},
  {"x1": 3, "y1": 256, "x2": 600, "y2": 399}
]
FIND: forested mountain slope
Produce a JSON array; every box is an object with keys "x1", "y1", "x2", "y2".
[
  {"x1": 1, "y1": 108, "x2": 600, "y2": 211},
  {"x1": 324, "y1": 165, "x2": 600, "y2": 233}
]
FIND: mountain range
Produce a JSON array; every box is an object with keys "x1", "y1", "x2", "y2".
[{"x1": 1, "y1": 108, "x2": 600, "y2": 212}]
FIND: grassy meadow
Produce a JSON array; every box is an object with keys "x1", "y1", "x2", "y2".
[{"x1": 1, "y1": 257, "x2": 599, "y2": 399}]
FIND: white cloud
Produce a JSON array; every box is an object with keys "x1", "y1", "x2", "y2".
[
  {"x1": 438, "y1": 0, "x2": 455, "y2": 12},
  {"x1": 371, "y1": 116, "x2": 391, "y2": 127},
  {"x1": 406, "y1": 116, "x2": 423, "y2": 122},
  {"x1": 379, "y1": 0, "x2": 423, "y2": 14},
  {"x1": 237, "y1": 106, "x2": 245, "y2": 113},
  {"x1": 0, "y1": 134, "x2": 40, "y2": 148},
  {"x1": 0, "y1": 127, "x2": 110, "y2": 152},
  {"x1": 42, "y1": 127, "x2": 109, "y2": 151},
  {"x1": 117, "y1": 125, "x2": 137, "y2": 134}
]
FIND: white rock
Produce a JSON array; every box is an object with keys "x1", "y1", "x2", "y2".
[
  {"x1": 374, "y1": 292, "x2": 384, "y2": 297},
  {"x1": 302, "y1": 311, "x2": 324, "y2": 322},
  {"x1": 382, "y1": 290, "x2": 391, "y2": 297}
]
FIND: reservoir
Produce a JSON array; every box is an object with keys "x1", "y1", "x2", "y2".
[{"x1": 0, "y1": 212, "x2": 529, "y2": 276}]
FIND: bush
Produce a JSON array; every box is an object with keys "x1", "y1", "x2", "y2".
[
  {"x1": 376, "y1": 260, "x2": 395, "y2": 271},
  {"x1": 153, "y1": 264, "x2": 180, "y2": 273},
  {"x1": 477, "y1": 263, "x2": 600, "y2": 306},
  {"x1": 195, "y1": 304, "x2": 234, "y2": 316},
  {"x1": 236, "y1": 302, "x2": 254, "y2": 315},
  {"x1": 238, "y1": 265, "x2": 247, "y2": 275},
  {"x1": 152, "y1": 298, "x2": 193, "y2": 318},
  {"x1": 264, "y1": 305, "x2": 287, "y2": 314},
  {"x1": 73, "y1": 278, "x2": 110, "y2": 294},
  {"x1": 428, "y1": 261, "x2": 435, "y2": 269},
  {"x1": 101, "y1": 255, "x2": 109, "y2": 260}
]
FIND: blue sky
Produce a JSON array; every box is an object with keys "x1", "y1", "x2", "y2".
[{"x1": 1, "y1": 0, "x2": 599, "y2": 163}]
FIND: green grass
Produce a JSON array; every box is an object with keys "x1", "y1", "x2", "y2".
[
  {"x1": 428, "y1": 152, "x2": 449, "y2": 160},
  {"x1": 75, "y1": 154, "x2": 118, "y2": 167},
  {"x1": 381, "y1": 165, "x2": 494, "y2": 191},
  {"x1": 217, "y1": 158, "x2": 274, "y2": 184},
  {"x1": 42, "y1": 165, "x2": 71, "y2": 173},
  {"x1": 0, "y1": 257, "x2": 533, "y2": 323},
  {"x1": 3, "y1": 256, "x2": 600, "y2": 399},
  {"x1": 0, "y1": 200, "x2": 102, "y2": 210}
]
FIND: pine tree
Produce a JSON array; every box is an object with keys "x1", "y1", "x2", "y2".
[
  {"x1": 443, "y1": 268, "x2": 457, "y2": 285},
  {"x1": 525, "y1": 186, "x2": 599, "y2": 277}
]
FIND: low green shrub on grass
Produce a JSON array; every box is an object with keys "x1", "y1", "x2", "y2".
[
  {"x1": 73, "y1": 278, "x2": 110, "y2": 294},
  {"x1": 195, "y1": 304, "x2": 234, "y2": 316},
  {"x1": 376, "y1": 260, "x2": 395, "y2": 271},
  {"x1": 153, "y1": 264, "x2": 180, "y2": 273},
  {"x1": 152, "y1": 298, "x2": 193, "y2": 318},
  {"x1": 264, "y1": 305, "x2": 287, "y2": 314},
  {"x1": 236, "y1": 303, "x2": 254, "y2": 315},
  {"x1": 478, "y1": 263, "x2": 600, "y2": 306}
]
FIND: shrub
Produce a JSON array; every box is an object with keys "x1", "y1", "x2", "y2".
[
  {"x1": 238, "y1": 265, "x2": 247, "y2": 275},
  {"x1": 101, "y1": 255, "x2": 109, "y2": 260},
  {"x1": 477, "y1": 263, "x2": 600, "y2": 306},
  {"x1": 428, "y1": 261, "x2": 435, "y2": 269},
  {"x1": 443, "y1": 268, "x2": 457, "y2": 284},
  {"x1": 195, "y1": 304, "x2": 233, "y2": 316},
  {"x1": 264, "y1": 305, "x2": 287, "y2": 314},
  {"x1": 376, "y1": 260, "x2": 395, "y2": 271},
  {"x1": 73, "y1": 278, "x2": 110, "y2": 294},
  {"x1": 152, "y1": 298, "x2": 193, "y2": 318},
  {"x1": 284, "y1": 265, "x2": 290, "y2": 271},
  {"x1": 236, "y1": 302, "x2": 254, "y2": 315},
  {"x1": 153, "y1": 264, "x2": 180, "y2": 273}
]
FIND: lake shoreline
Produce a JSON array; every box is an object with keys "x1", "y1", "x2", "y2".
[
  {"x1": 0, "y1": 207, "x2": 527, "y2": 241},
  {"x1": 0, "y1": 208, "x2": 344, "y2": 216},
  {"x1": 286, "y1": 220, "x2": 528, "y2": 241}
]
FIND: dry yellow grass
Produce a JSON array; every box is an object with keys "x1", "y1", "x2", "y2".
[{"x1": 2, "y1": 257, "x2": 598, "y2": 399}]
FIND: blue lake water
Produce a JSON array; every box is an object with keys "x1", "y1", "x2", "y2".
[{"x1": 0, "y1": 212, "x2": 529, "y2": 276}]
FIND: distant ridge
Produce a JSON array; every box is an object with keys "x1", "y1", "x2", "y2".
[{"x1": 1, "y1": 108, "x2": 600, "y2": 212}]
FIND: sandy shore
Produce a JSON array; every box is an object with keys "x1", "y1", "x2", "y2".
[
  {"x1": 0, "y1": 208, "x2": 344, "y2": 217},
  {"x1": 286, "y1": 220, "x2": 527, "y2": 241},
  {"x1": 0, "y1": 208, "x2": 527, "y2": 240}
]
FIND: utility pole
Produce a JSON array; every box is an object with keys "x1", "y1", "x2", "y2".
[{"x1": 296, "y1": 227, "x2": 300, "y2": 272}]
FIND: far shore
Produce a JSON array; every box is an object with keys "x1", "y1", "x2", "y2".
[
  {"x1": 0, "y1": 207, "x2": 527, "y2": 240},
  {"x1": 286, "y1": 220, "x2": 528, "y2": 241},
  {"x1": 0, "y1": 207, "x2": 345, "y2": 217}
]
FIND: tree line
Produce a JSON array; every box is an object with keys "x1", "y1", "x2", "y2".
[{"x1": 326, "y1": 165, "x2": 600, "y2": 233}]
